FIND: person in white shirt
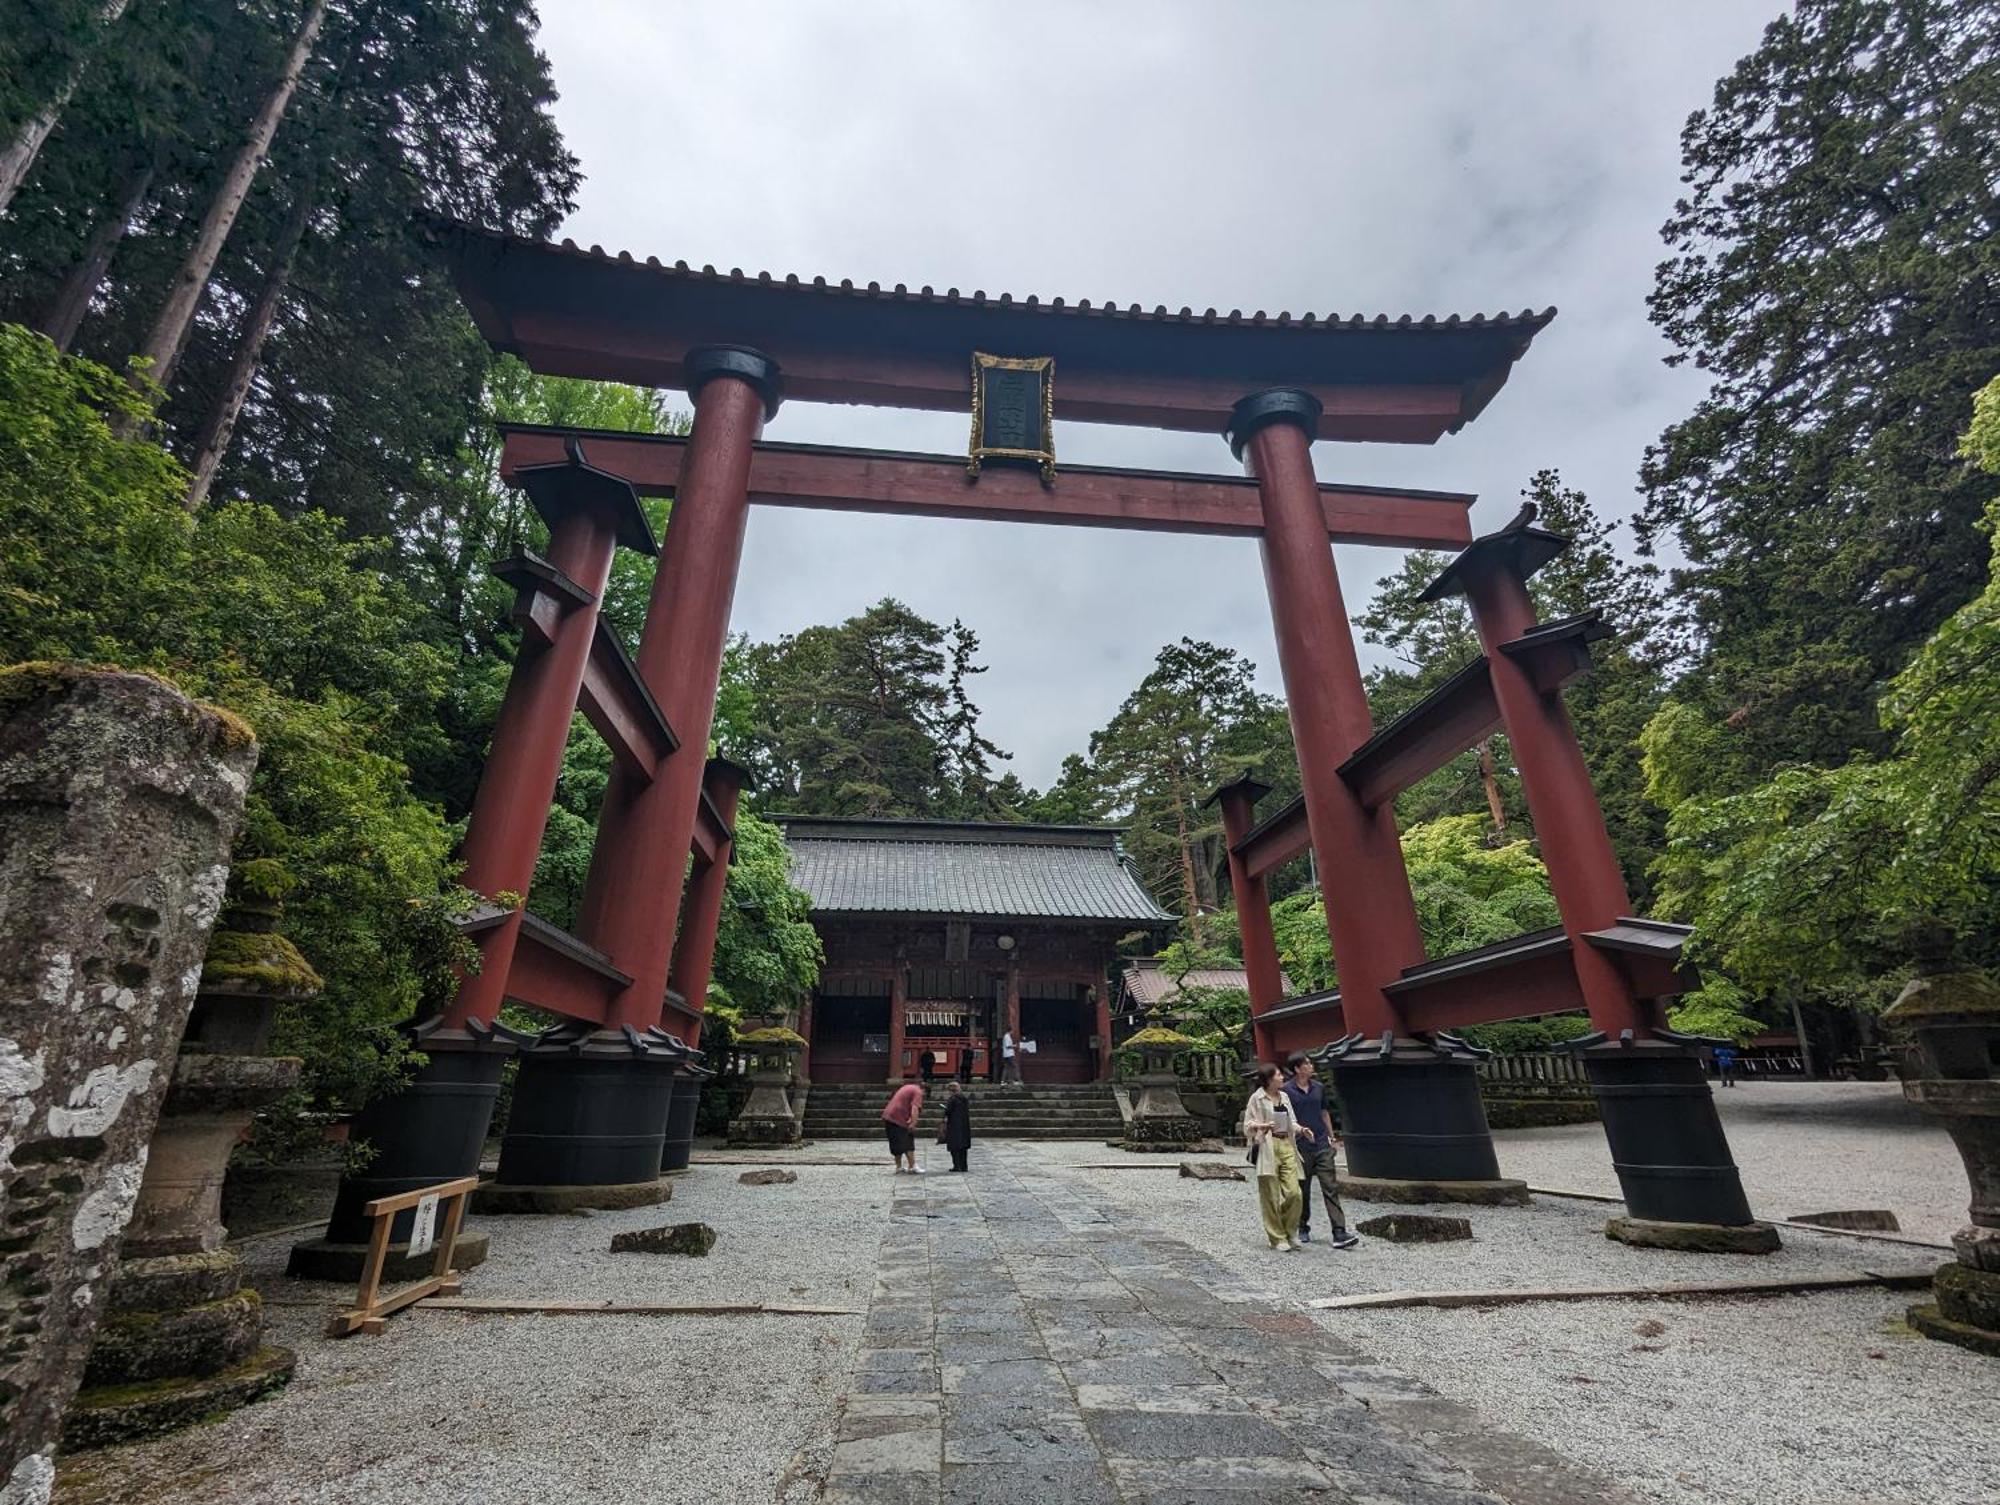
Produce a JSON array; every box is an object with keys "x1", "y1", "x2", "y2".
[{"x1": 1000, "y1": 1029, "x2": 1020, "y2": 1084}]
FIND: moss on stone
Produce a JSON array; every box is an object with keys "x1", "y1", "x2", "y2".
[
  {"x1": 1885, "y1": 969, "x2": 2000, "y2": 1020},
  {"x1": 200, "y1": 928, "x2": 322, "y2": 995},
  {"x1": 1123, "y1": 1026, "x2": 1195, "y2": 1048},
  {"x1": 0, "y1": 660, "x2": 255, "y2": 750},
  {"x1": 736, "y1": 1025, "x2": 807, "y2": 1047}
]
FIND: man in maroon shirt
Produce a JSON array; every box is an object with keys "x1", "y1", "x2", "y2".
[{"x1": 881, "y1": 1081, "x2": 926, "y2": 1174}]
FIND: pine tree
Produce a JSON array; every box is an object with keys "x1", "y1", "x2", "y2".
[{"x1": 1641, "y1": 0, "x2": 2000, "y2": 776}]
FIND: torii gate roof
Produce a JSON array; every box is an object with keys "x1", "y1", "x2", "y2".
[{"x1": 445, "y1": 224, "x2": 1555, "y2": 443}]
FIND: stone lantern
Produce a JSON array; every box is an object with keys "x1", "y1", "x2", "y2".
[
  {"x1": 64, "y1": 861, "x2": 316, "y2": 1447},
  {"x1": 727, "y1": 1026, "x2": 807, "y2": 1147},
  {"x1": 1119, "y1": 1027, "x2": 1205, "y2": 1151},
  {"x1": 1884, "y1": 931, "x2": 2000, "y2": 1356}
]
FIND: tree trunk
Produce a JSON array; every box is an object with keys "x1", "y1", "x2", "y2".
[
  {"x1": 1789, "y1": 996, "x2": 1816, "y2": 1079},
  {"x1": 34, "y1": 143, "x2": 158, "y2": 352},
  {"x1": 1476, "y1": 737, "x2": 1507, "y2": 832},
  {"x1": 184, "y1": 172, "x2": 317, "y2": 510},
  {"x1": 131, "y1": 0, "x2": 328, "y2": 400},
  {"x1": 1171, "y1": 785, "x2": 1204, "y2": 947},
  {"x1": 0, "y1": 0, "x2": 132, "y2": 216}
]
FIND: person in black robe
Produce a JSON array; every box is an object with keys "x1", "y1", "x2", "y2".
[{"x1": 937, "y1": 1080, "x2": 972, "y2": 1172}]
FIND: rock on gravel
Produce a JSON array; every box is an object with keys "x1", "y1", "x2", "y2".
[
  {"x1": 740, "y1": 1169, "x2": 798, "y2": 1185},
  {"x1": 611, "y1": 1222, "x2": 717, "y2": 1255}
]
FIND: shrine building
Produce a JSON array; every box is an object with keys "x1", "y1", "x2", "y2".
[{"x1": 779, "y1": 817, "x2": 1173, "y2": 1084}]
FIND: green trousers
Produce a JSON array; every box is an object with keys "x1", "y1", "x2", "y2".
[{"x1": 1257, "y1": 1137, "x2": 1303, "y2": 1246}]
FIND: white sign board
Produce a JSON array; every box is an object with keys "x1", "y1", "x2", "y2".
[{"x1": 407, "y1": 1191, "x2": 440, "y2": 1258}]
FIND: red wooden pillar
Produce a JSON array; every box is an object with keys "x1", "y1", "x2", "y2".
[
  {"x1": 664, "y1": 758, "x2": 751, "y2": 1051},
  {"x1": 1210, "y1": 776, "x2": 1286, "y2": 1062},
  {"x1": 447, "y1": 462, "x2": 636, "y2": 1028},
  {"x1": 1456, "y1": 550, "x2": 1653, "y2": 1039},
  {"x1": 1228, "y1": 391, "x2": 1509, "y2": 1195},
  {"x1": 1093, "y1": 984, "x2": 1113, "y2": 1082},
  {"x1": 886, "y1": 961, "x2": 908, "y2": 1084},
  {"x1": 576, "y1": 347, "x2": 780, "y2": 1031},
  {"x1": 1230, "y1": 393, "x2": 1424, "y2": 1034}
]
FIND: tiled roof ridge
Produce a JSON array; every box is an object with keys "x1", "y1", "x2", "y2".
[{"x1": 453, "y1": 224, "x2": 1557, "y2": 336}]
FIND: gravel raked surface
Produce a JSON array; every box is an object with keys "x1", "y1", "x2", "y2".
[
  {"x1": 1353, "y1": 1290, "x2": 2000, "y2": 1505},
  {"x1": 1490, "y1": 1080, "x2": 1968, "y2": 1243},
  {"x1": 55, "y1": 1150, "x2": 904, "y2": 1505}
]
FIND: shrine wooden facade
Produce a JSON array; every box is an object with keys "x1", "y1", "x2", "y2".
[{"x1": 781, "y1": 818, "x2": 1172, "y2": 1084}]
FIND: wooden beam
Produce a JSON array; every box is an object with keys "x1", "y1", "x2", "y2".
[
  {"x1": 579, "y1": 619, "x2": 678, "y2": 781},
  {"x1": 1340, "y1": 657, "x2": 1502, "y2": 810},
  {"x1": 1236, "y1": 796, "x2": 1312, "y2": 881},
  {"x1": 498, "y1": 426, "x2": 1476, "y2": 549},
  {"x1": 502, "y1": 912, "x2": 631, "y2": 1025}
]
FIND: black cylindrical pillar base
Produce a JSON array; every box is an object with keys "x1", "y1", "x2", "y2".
[
  {"x1": 497, "y1": 1033, "x2": 678, "y2": 1187},
  {"x1": 316, "y1": 1028, "x2": 514, "y2": 1246},
  {"x1": 1584, "y1": 1042, "x2": 1756, "y2": 1226},
  {"x1": 661, "y1": 1064, "x2": 712, "y2": 1172},
  {"x1": 1331, "y1": 1055, "x2": 1502, "y2": 1184}
]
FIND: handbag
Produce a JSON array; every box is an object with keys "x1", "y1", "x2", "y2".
[{"x1": 1245, "y1": 1141, "x2": 1259, "y2": 1167}]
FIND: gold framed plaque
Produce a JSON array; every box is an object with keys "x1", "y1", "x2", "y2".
[{"x1": 967, "y1": 352, "x2": 1055, "y2": 485}]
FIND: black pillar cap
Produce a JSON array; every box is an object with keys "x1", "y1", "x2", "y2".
[
  {"x1": 1417, "y1": 525, "x2": 1571, "y2": 602},
  {"x1": 511, "y1": 438, "x2": 659, "y2": 556},
  {"x1": 1200, "y1": 774, "x2": 1275, "y2": 811},
  {"x1": 1224, "y1": 388, "x2": 1323, "y2": 461},
  {"x1": 686, "y1": 344, "x2": 783, "y2": 419}
]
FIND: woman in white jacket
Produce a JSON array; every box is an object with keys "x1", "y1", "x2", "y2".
[{"x1": 1243, "y1": 1062, "x2": 1306, "y2": 1251}]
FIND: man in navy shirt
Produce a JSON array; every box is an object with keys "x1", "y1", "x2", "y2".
[{"x1": 1283, "y1": 1051, "x2": 1359, "y2": 1248}]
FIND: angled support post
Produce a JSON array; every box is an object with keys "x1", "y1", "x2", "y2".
[
  {"x1": 1434, "y1": 525, "x2": 1769, "y2": 1248},
  {"x1": 1208, "y1": 776, "x2": 1287, "y2": 1064}
]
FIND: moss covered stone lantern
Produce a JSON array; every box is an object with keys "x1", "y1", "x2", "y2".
[
  {"x1": 1120, "y1": 1026, "x2": 1206, "y2": 1152},
  {"x1": 727, "y1": 1026, "x2": 807, "y2": 1147}
]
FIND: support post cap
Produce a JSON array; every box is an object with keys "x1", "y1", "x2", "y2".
[
  {"x1": 686, "y1": 344, "x2": 783, "y2": 418},
  {"x1": 1224, "y1": 388, "x2": 1322, "y2": 461}
]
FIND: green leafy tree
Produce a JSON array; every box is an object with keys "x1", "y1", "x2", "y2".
[
  {"x1": 0, "y1": 324, "x2": 458, "y2": 1117},
  {"x1": 1268, "y1": 814, "x2": 1562, "y2": 997},
  {"x1": 1647, "y1": 379, "x2": 2000, "y2": 999},
  {"x1": 1640, "y1": 0, "x2": 2000, "y2": 776}
]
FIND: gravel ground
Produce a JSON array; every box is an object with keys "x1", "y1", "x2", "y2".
[
  {"x1": 1353, "y1": 1291, "x2": 2000, "y2": 1505},
  {"x1": 1490, "y1": 1081, "x2": 1968, "y2": 1244},
  {"x1": 56, "y1": 1156, "x2": 901, "y2": 1505}
]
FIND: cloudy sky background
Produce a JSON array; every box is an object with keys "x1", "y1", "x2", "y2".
[{"x1": 533, "y1": 1, "x2": 1774, "y2": 788}]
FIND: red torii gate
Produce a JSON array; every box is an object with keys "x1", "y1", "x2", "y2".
[{"x1": 301, "y1": 225, "x2": 1764, "y2": 1266}]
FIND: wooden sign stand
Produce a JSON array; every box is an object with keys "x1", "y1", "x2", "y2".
[{"x1": 326, "y1": 1175, "x2": 479, "y2": 1338}]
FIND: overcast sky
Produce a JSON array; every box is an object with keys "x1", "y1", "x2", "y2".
[{"x1": 533, "y1": 1, "x2": 1774, "y2": 789}]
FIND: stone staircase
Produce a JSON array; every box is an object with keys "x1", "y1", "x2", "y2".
[{"x1": 800, "y1": 1081, "x2": 1125, "y2": 1141}]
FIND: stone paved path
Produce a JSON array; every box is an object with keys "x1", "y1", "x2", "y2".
[{"x1": 828, "y1": 1144, "x2": 1631, "y2": 1504}]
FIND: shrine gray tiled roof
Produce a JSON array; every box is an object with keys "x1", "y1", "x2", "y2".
[{"x1": 778, "y1": 817, "x2": 1174, "y2": 925}]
